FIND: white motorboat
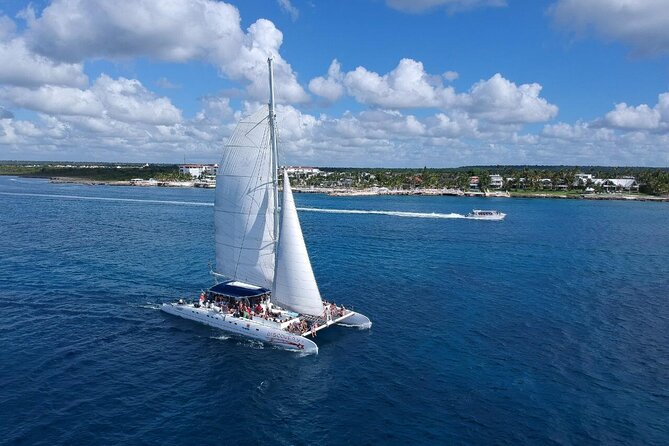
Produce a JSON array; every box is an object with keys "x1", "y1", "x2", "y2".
[
  {"x1": 194, "y1": 176, "x2": 216, "y2": 188},
  {"x1": 466, "y1": 209, "x2": 506, "y2": 220},
  {"x1": 162, "y1": 58, "x2": 371, "y2": 354}
]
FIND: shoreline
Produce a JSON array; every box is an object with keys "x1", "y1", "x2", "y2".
[{"x1": 31, "y1": 176, "x2": 669, "y2": 202}]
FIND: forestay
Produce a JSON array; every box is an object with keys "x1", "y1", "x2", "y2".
[
  {"x1": 214, "y1": 106, "x2": 276, "y2": 289},
  {"x1": 272, "y1": 171, "x2": 324, "y2": 316}
]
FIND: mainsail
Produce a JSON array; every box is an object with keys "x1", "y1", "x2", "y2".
[
  {"x1": 214, "y1": 106, "x2": 276, "y2": 289},
  {"x1": 272, "y1": 170, "x2": 324, "y2": 316}
]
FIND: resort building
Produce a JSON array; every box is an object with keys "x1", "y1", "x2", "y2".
[
  {"x1": 573, "y1": 173, "x2": 639, "y2": 192},
  {"x1": 179, "y1": 164, "x2": 219, "y2": 177},
  {"x1": 574, "y1": 173, "x2": 595, "y2": 186},
  {"x1": 489, "y1": 174, "x2": 503, "y2": 189},
  {"x1": 284, "y1": 166, "x2": 321, "y2": 176},
  {"x1": 469, "y1": 176, "x2": 480, "y2": 190},
  {"x1": 602, "y1": 178, "x2": 639, "y2": 192}
]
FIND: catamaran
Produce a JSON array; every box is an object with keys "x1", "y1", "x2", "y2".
[{"x1": 162, "y1": 58, "x2": 371, "y2": 354}]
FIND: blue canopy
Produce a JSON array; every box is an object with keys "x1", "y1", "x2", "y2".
[{"x1": 208, "y1": 281, "x2": 270, "y2": 299}]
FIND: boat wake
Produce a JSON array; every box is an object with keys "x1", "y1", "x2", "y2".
[
  {"x1": 297, "y1": 207, "x2": 465, "y2": 219},
  {"x1": 338, "y1": 322, "x2": 373, "y2": 329},
  {"x1": 210, "y1": 334, "x2": 232, "y2": 341},
  {"x1": 0, "y1": 192, "x2": 213, "y2": 207},
  {"x1": 1, "y1": 192, "x2": 467, "y2": 220},
  {"x1": 137, "y1": 303, "x2": 162, "y2": 310}
]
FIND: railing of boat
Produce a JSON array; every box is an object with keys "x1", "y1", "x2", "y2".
[{"x1": 300, "y1": 311, "x2": 354, "y2": 336}]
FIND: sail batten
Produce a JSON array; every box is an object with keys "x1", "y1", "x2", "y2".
[{"x1": 272, "y1": 171, "x2": 324, "y2": 316}]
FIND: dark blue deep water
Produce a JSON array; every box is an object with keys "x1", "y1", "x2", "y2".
[{"x1": 1, "y1": 176, "x2": 668, "y2": 445}]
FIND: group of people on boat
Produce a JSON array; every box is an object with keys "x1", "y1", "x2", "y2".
[
  {"x1": 198, "y1": 292, "x2": 293, "y2": 323},
  {"x1": 189, "y1": 291, "x2": 349, "y2": 337},
  {"x1": 286, "y1": 319, "x2": 311, "y2": 335},
  {"x1": 323, "y1": 300, "x2": 346, "y2": 319}
]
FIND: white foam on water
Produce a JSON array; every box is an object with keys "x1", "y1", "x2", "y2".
[
  {"x1": 137, "y1": 303, "x2": 161, "y2": 310},
  {"x1": 297, "y1": 207, "x2": 466, "y2": 219},
  {"x1": 1, "y1": 192, "x2": 466, "y2": 219},
  {"x1": 0, "y1": 191, "x2": 213, "y2": 207},
  {"x1": 210, "y1": 334, "x2": 232, "y2": 341}
]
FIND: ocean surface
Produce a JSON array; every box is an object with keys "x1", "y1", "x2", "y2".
[{"x1": 1, "y1": 175, "x2": 668, "y2": 445}]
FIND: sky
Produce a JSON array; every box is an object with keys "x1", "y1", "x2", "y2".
[{"x1": 0, "y1": 0, "x2": 668, "y2": 167}]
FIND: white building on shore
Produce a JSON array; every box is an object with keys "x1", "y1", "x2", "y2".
[
  {"x1": 489, "y1": 174, "x2": 503, "y2": 189},
  {"x1": 179, "y1": 164, "x2": 218, "y2": 177},
  {"x1": 284, "y1": 166, "x2": 321, "y2": 176}
]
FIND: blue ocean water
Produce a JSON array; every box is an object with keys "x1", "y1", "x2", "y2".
[{"x1": 1, "y1": 175, "x2": 668, "y2": 445}]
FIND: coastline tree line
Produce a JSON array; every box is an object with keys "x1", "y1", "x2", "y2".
[
  {"x1": 1, "y1": 162, "x2": 668, "y2": 195},
  {"x1": 302, "y1": 166, "x2": 669, "y2": 195}
]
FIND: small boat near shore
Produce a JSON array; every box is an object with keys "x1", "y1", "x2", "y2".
[{"x1": 466, "y1": 209, "x2": 506, "y2": 220}]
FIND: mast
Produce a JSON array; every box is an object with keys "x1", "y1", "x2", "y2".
[
  {"x1": 268, "y1": 57, "x2": 280, "y2": 302},
  {"x1": 268, "y1": 57, "x2": 280, "y2": 249}
]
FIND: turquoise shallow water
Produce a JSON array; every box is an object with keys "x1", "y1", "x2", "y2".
[{"x1": 1, "y1": 176, "x2": 668, "y2": 445}]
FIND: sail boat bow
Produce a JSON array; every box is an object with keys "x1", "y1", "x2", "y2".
[{"x1": 162, "y1": 58, "x2": 371, "y2": 353}]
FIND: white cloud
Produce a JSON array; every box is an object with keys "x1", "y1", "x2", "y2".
[
  {"x1": 198, "y1": 96, "x2": 235, "y2": 121},
  {"x1": 277, "y1": 0, "x2": 299, "y2": 21},
  {"x1": 0, "y1": 15, "x2": 16, "y2": 40},
  {"x1": 22, "y1": 0, "x2": 308, "y2": 103},
  {"x1": 3, "y1": 96, "x2": 668, "y2": 166},
  {"x1": 385, "y1": 0, "x2": 506, "y2": 14},
  {"x1": 542, "y1": 121, "x2": 614, "y2": 142},
  {"x1": 443, "y1": 71, "x2": 459, "y2": 81},
  {"x1": 1, "y1": 85, "x2": 103, "y2": 117},
  {"x1": 550, "y1": 0, "x2": 669, "y2": 56},
  {"x1": 601, "y1": 93, "x2": 669, "y2": 131},
  {"x1": 344, "y1": 58, "x2": 452, "y2": 108},
  {"x1": 463, "y1": 74, "x2": 558, "y2": 124},
  {"x1": 92, "y1": 75, "x2": 183, "y2": 125},
  {"x1": 604, "y1": 103, "x2": 660, "y2": 130},
  {"x1": 1, "y1": 75, "x2": 182, "y2": 125},
  {"x1": 0, "y1": 38, "x2": 87, "y2": 88},
  {"x1": 308, "y1": 59, "x2": 345, "y2": 102},
  {"x1": 336, "y1": 59, "x2": 557, "y2": 124},
  {"x1": 427, "y1": 112, "x2": 479, "y2": 138}
]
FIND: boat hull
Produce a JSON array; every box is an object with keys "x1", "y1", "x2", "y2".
[
  {"x1": 337, "y1": 311, "x2": 372, "y2": 329},
  {"x1": 161, "y1": 303, "x2": 318, "y2": 354}
]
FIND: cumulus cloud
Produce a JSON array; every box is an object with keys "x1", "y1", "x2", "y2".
[
  {"x1": 328, "y1": 58, "x2": 558, "y2": 124},
  {"x1": 601, "y1": 93, "x2": 669, "y2": 131},
  {"x1": 427, "y1": 112, "x2": 479, "y2": 138},
  {"x1": 21, "y1": 0, "x2": 308, "y2": 103},
  {"x1": 1, "y1": 75, "x2": 182, "y2": 125},
  {"x1": 604, "y1": 103, "x2": 660, "y2": 130},
  {"x1": 550, "y1": 0, "x2": 669, "y2": 56},
  {"x1": 542, "y1": 121, "x2": 614, "y2": 142},
  {"x1": 463, "y1": 74, "x2": 558, "y2": 123},
  {"x1": 308, "y1": 59, "x2": 345, "y2": 102},
  {"x1": 0, "y1": 38, "x2": 87, "y2": 88},
  {"x1": 344, "y1": 58, "x2": 454, "y2": 108},
  {"x1": 386, "y1": 0, "x2": 506, "y2": 14}
]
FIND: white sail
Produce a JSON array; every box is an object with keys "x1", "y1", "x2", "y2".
[
  {"x1": 214, "y1": 106, "x2": 276, "y2": 289},
  {"x1": 272, "y1": 171, "x2": 324, "y2": 316}
]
